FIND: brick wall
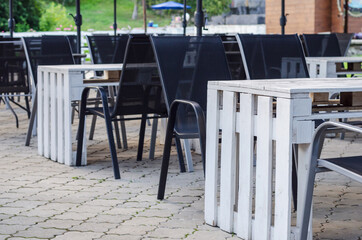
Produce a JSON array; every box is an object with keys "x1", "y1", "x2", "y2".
[{"x1": 266, "y1": 0, "x2": 362, "y2": 34}]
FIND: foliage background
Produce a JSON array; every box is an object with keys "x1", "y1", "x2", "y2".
[{"x1": 0, "y1": 0, "x2": 231, "y2": 32}]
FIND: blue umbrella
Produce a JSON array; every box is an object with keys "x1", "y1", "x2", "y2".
[
  {"x1": 151, "y1": 1, "x2": 191, "y2": 35},
  {"x1": 151, "y1": 1, "x2": 191, "y2": 10}
]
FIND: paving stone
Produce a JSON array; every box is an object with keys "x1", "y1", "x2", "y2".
[
  {"x1": 70, "y1": 222, "x2": 118, "y2": 232},
  {"x1": 1, "y1": 216, "x2": 46, "y2": 225},
  {"x1": 13, "y1": 226, "x2": 66, "y2": 238},
  {"x1": 53, "y1": 231, "x2": 103, "y2": 240},
  {"x1": 97, "y1": 234, "x2": 141, "y2": 240},
  {"x1": 0, "y1": 224, "x2": 28, "y2": 235},
  {"x1": 36, "y1": 219, "x2": 83, "y2": 229},
  {"x1": 108, "y1": 225, "x2": 154, "y2": 235},
  {"x1": 147, "y1": 227, "x2": 194, "y2": 239},
  {"x1": 122, "y1": 216, "x2": 168, "y2": 226}
]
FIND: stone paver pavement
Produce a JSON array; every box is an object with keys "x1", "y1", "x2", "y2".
[{"x1": 0, "y1": 101, "x2": 361, "y2": 239}]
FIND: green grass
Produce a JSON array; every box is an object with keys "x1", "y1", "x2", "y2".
[{"x1": 65, "y1": 0, "x2": 171, "y2": 31}]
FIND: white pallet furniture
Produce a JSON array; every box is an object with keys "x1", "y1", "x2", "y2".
[
  {"x1": 204, "y1": 78, "x2": 362, "y2": 240},
  {"x1": 306, "y1": 57, "x2": 362, "y2": 78},
  {"x1": 37, "y1": 64, "x2": 122, "y2": 166}
]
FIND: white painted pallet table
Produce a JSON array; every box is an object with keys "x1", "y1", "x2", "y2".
[
  {"x1": 37, "y1": 64, "x2": 121, "y2": 166},
  {"x1": 204, "y1": 78, "x2": 362, "y2": 240},
  {"x1": 306, "y1": 56, "x2": 362, "y2": 78}
]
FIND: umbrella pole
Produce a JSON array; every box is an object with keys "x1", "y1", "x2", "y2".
[
  {"x1": 76, "y1": 0, "x2": 82, "y2": 55},
  {"x1": 8, "y1": 0, "x2": 14, "y2": 38},
  {"x1": 195, "y1": 0, "x2": 203, "y2": 36},
  {"x1": 143, "y1": 0, "x2": 147, "y2": 33},
  {"x1": 280, "y1": 0, "x2": 286, "y2": 35},
  {"x1": 183, "y1": 0, "x2": 187, "y2": 36},
  {"x1": 343, "y1": 0, "x2": 348, "y2": 33},
  {"x1": 114, "y1": 0, "x2": 117, "y2": 36}
]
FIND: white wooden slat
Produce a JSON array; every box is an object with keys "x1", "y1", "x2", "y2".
[
  {"x1": 57, "y1": 73, "x2": 65, "y2": 164},
  {"x1": 297, "y1": 143, "x2": 313, "y2": 240},
  {"x1": 50, "y1": 72, "x2": 57, "y2": 161},
  {"x1": 37, "y1": 70, "x2": 44, "y2": 155},
  {"x1": 63, "y1": 71, "x2": 72, "y2": 165},
  {"x1": 204, "y1": 89, "x2": 220, "y2": 226},
  {"x1": 236, "y1": 93, "x2": 254, "y2": 239},
  {"x1": 254, "y1": 96, "x2": 273, "y2": 240},
  {"x1": 43, "y1": 72, "x2": 51, "y2": 159},
  {"x1": 219, "y1": 91, "x2": 237, "y2": 232},
  {"x1": 274, "y1": 97, "x2": 293, "y2": 240}
]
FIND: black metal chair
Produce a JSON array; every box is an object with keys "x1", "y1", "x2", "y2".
[
  {"x1": 237, "y1": 34, "x2": 310, "y2": 79},
  {"x1": 299, "y1": 121, "x2": 362, "y2": 240},
  {"x1": 86, "y1": 35, "x2": 130, "y2": 148},
  {"x1": 302, "y1": 33, "x2": 342, "y2": 57},
  {"x1": 152, "y1": 36, "x2": 232, "y2": 200},
  {"x1": 24, "y1": 36, "x2": 75, "y2": 146},
  {"x1": 236, "y1": 34, "x2": 310, "y2": 210},
  {"x1": 0, "y1": 38, "x2": 31, "y2": 127},
  {"x1": 76, "y1": 34, "x2": 168, "y2": 179},
  {"x1": 335, "y1": 33, "x2": 354, "y2": 56},
  {"x1": 87, "y1": 35, "x2": 129, "y2": 64},
  {"x1": 220, "y1": 35, "x2": 246, "y2": 80}
]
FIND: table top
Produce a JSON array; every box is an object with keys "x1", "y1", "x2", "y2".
[
  {"x1": 38, "y1": 64, "x2": 123, "y2": 72},
  {"x1": 209, "y1": 78, "x2": 362, "y2": 98},
  {"x1": 305, "y1": 56, "x2": 362, "y2": 63}
]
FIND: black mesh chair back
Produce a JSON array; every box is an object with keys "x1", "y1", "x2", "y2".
[
  {"x1": 86, "y1": 35, "x2": 129, "y2": 64},
  {"x1": 302, "y1": 33, "x2": 342, "y2": 57},
  {"x1": 220, "y1": 35, "x2": 246, "y2": 80},
  {"x1": 23, "y1": 36, "x2": 74, "y2": 85},
  {"x1": 112, "y1": 34, "x2": 167, "y2": 118},
  {"x1": 65, "y1": 35, "x2": 77, "y2": 54},
  {"x1": 237, "y1": 34, "x2": 309, "y2": 79},
  {"x1": 151, "y1": 35, "x2": 231, "y2": 135},
  {"x1": 335, "y1": 33, "x2": 354, "y2": 56},
  {"x1": 0, "y1": 38, "x2": 29, "y2": 94}
]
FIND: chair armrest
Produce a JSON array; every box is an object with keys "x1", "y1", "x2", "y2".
[{"x1": 79, "y1": 86, "x2": 110, "y2": 113}]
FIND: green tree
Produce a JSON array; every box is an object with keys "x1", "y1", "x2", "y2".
[
  {"x1": 39, "y1": 2, "x2": 73, "y2": 31},
  {"x1": 0, "y1": 0, "x2": 43, "y2": 32},
  {"x1": 203, "y1": 0, "x2": 230, "y2": 16}
]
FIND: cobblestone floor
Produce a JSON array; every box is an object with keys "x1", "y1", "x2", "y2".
[{"x1": 0, "y1": 101, "x2": 361, "y2": 239}]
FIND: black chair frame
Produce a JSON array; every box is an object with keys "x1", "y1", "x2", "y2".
[{"x1": 300, "y1": 121, "x2": 362, "y2": 240}]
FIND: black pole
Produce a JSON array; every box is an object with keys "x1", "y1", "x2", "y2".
[
  {"x1": 280, "y1": 0, "x2": 286, "y2": 35},
  {"x1": 195, "y1": 0, "x2": 203, "y2": 36},
  {"x1": 343, "y1": 0, "x2": 348, "y2": 33},
  {"x1": 76, "y1": 0, "x2": 82, "y2": 54},
  {"x1": 8, "y1": 0, "x2": 15, "y2": 38},
  {"x1": 113, "y1": 0, "x2": 117, "y2": 36},
  {"x1": 183, "y1": 0, "x2": 187, "y2": 36}
]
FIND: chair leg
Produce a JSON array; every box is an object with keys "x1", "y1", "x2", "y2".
[
  {"x1": 5, "y1": 97, "x2": 19, "y2": 128},
  {"x1": 25, "y1": 96, "x2": 31, "y2": 119},
  {"x1": 89, "y1": 115, "x2": 97, "y2": 140},
  {"x1": 157, "y1": 119, "x2": 176, "y2": 200},
  {"x1": 104, "y1": 115, "x2": 120, "y2": 179},
  {"x1": 25, "y1": 92, "x2": 37, "y2": 146},
  {"x1": 175, "y1": 137, "x2": 186, "y2": 172},
  {"x1": 113, "y1": 117, "x2": 122, "y2": 149},
  {"x1": 182, "y1": 139, "x2": 194, "y2": 172},
  {"x1": 292, "y1": 144, "x2": 298, "y2": 211},
  {"x1": 120, "y1": 117, "x2": 128, "y2": 149},
  {"x1": 76, "y1": 103, "x2": 87, "y2": 167},
  {"x1": 149, "y1": 117, "x2": 158, "y2": 160},
  {"x1": 137, "y1": 114, "x2": 147, "y2": 161}
]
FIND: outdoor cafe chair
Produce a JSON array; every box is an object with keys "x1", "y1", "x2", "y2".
[
  {"x1": 152, "y1": 35, "x2": 232, "y2": 200},
  {"x1": 236, "y1": 34, "x2": 310, "y2": 79},
  {"x1": 0, "y1": 38, "x2": 31, "y2": 128},
  {"x1": 302, "y1": 33, "x2": 342, "y2": 57},
  {"x1": 299, "y1": 121, "x2": 362, "y2": 240},
  {"x1": 220, "y1": 34, "x2": 246, "y2": 80},
  {"x1": 76, "y1": 34, "x2": 168, "y2": 179},
  {"x1": 335, "y1": 33, "x2": 354, "y2": 57},
  {"x1": 23, "y1": 35, "x2": 75, "y2": 146}
]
